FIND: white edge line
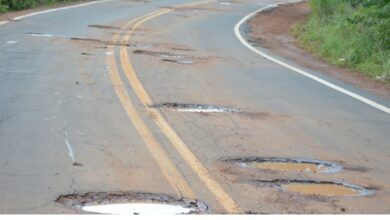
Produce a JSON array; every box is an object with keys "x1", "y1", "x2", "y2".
[
  {"x1": 234, "y1": 4, "x2": 390, "y2": 115},
  {"x1": 0, "y1": 0, "x2": 113, "y2": 26}
]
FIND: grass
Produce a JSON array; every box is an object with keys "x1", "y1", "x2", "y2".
[
  {"x1": 0, "y1": 0, "x2": 81, "y2": 13},
  {"x1": 293, "y1": 0, "x2": 390, "y2": 83}
]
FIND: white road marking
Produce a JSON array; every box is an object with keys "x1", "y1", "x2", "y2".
[
  {"x1": 234, "y1": 4, "x2": 390, "y2": 115},
  {"x1": 6, "y1": 41, "x2": 18, "y2": 44},
  {"x1": 0, "y1": 0, "x2": 114, "y2": 26}
]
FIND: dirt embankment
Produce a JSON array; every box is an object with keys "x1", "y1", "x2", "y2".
[{"x1": 248, "y1": 2, "x2": 390, "y2": 100}]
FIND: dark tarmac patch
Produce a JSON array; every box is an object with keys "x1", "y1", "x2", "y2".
[
  {"x1": 161, "y1": 58, "x2": 193, "y2": 64},
  {"x1": 150, "y1": 103, "x2": 239, "y2": 113},
  {"x1": 72, "y1": 162, "x2": 83, "y2": 166},
  {"x1": 223, "y1": 157, "x2": 342, "y2": 173},
  {"x1": 234, "y1": 112, "x2": 277, "y2": 120},
  {"x1": 250, "y1": 179, "x2": 374, "y2": 197},
  {"x1": 88, "y1": 24, "x2": 121, "y2": 30},
  {"x1": 171, "y1": 47, "x2": 193, "y2": 51},
  {"x1": 56, "y1": 191, "x2": 209, "y2": 214}
]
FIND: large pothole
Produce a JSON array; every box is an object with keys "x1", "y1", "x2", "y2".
[
  {"x1": 56, "y1": 191, "x2": 208, "y2": 214},
  {"x1": 151, "y1": 103, "x2": 239, "y2": 113},
  {"x1": 223, "y1": 157, "x2": 342, "y2": 173},
  {"x1": 251, "y1": 179, "x2": 374, "y2": 197}
]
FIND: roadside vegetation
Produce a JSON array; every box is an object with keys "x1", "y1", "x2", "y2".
[
  {"x1": 293, "y1": 0, "x2": 390, "y2": 82},
  {"x1": 0, "y1": 0, "x2": 78, "y2": 13}
]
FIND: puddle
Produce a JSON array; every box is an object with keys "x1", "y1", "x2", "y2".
[
  {"x1": 224, "y1": 157, "x2": 342, "y2": 173},
  {"x1": 26, "y1": 32, "x2": 54, "y2": 38},
  {"x1": 252, "y1": 179, "x2": 374, "y2": 197},
  {"x1": 6, "y1": 41, "x2": 18, "y2": 44},
  {"x1": 219, "y1": 1, "x2": 233, "y2": 5},
  {"x1": 82, "y1": 203, "x2": 196, "y2": 214},
  {"x1": 56, "y1": 191, "x2": 208, "y2": 214},
  {"x1": 150, "y1": 103, "x2": 239, "y2": 113}
]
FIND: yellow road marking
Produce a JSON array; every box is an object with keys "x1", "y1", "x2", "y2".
[
  {"x1": 118, "y1": 4, "x2": 242, "y2": 214},
  {"x1": 106, "y1": 12, "x2": 195, "y2": 199}
]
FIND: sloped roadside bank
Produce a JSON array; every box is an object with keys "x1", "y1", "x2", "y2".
[{"x1": 247, "y1": 2, "x2": 390, "y2": 100}]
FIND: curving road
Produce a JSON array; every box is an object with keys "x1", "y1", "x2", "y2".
[{"x1": 0, "y1": 0, "x2": 389, "y2": 214}]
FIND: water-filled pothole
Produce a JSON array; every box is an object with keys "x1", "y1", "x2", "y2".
[
  {"x1": 150, "y1": 103, "x2": 239, "y2": 113},
  {"x1": 251, "y1": 179, "x2": 374, "y2": 197},
  {"x1": 56, "y1": 191, "x2": 208, "y2": 214},
  {"x1": 224, "y1": 157, "x2": 342, "y2": 173}
]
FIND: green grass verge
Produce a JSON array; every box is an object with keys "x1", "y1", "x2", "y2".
[
  {"x1": 0, "y1": 0, "x2": 81, "y2": 13},
  {"x1": 293, "y1": 0, "x2": 390, "y2": 83}
]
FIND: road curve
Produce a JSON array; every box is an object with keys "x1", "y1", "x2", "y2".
[{"x1": 0, "y1": 0, "x2": 389, "y2": 214}]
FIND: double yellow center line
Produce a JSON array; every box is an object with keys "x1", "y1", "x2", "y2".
[{"x1": 107, "y1": 1, "x2": 241, "y2": 214}]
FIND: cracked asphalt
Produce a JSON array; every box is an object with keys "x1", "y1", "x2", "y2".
[{"x1": 0, "y1": 0, "x2": 389, "y2": 214}]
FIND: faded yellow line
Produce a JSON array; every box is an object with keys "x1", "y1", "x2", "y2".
[
  {"x1": 107, "y1": 12, "x2": 195, "y2": 199},
  {"x1": 118, "y1": 3, "x2": 242, "y2": 214}
]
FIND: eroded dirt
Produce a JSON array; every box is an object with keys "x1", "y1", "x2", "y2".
[{"x1": 248, "y1": 2, "x2": 390, "y2": 100}]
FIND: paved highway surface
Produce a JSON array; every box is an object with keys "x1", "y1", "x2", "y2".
[{"x1": 0, "y1": 0, "x2": 389, "y2": 214}]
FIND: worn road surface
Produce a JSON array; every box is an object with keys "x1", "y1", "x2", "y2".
[{"x1": 0, "y1": 0, "x2": 389, "y2": 214}]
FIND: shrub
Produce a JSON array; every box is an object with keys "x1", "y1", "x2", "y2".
[
  {"x1": 0, "y1": 0, "x2": 72, "y2": 12},
  {"x1": 294, "y1": 0, "x2": 390, "y2": 82}
]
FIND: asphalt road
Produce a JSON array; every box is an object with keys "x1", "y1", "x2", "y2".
[{"x1": 0, "y1": 0, "x2": 389, "y2": 214}]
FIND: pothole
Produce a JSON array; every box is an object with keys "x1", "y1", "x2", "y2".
[
  {"x1": 70, "y1": 37, "x2": 133, "y2": 47},
  {"x1": 133, "y1": 50, "x2": 194, "y2": 65},
  {"x1": 56, "y1": 191, "x2": 208, "y2": 214},
  {"x1": 25, "y1": 32, "x2": 54, "y2": 38},
  {"x1": 161, "y1": 58, "x2": 194, "y2": 64},
  {"x1": 224, "y1": 157, "x2": 342, "y2": 173},
  {"x1": 133, "y1": 49, "x2": 176, "y2": 57},
  {"x1": 88, "y1": 24, "x2": 121, "y2": 30},
  {"x1": 150, "y1": 103, "x2": 239, "y2": 113},
  {"x1": 251, "y1": 179, "x2": 374, "y2": 197}
]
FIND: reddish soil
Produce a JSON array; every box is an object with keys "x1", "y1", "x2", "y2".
[{"x1": 248, "y1": 2, "x2": 390, "y2": 100}]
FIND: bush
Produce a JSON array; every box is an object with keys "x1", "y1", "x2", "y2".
[
  {"x1": 0, "y1": 0, "x2": 9, "y2": 12},
  {"x1": 0, "y1": 0, "x2": 73, "y2": 12},
  {"x1": 6, "y1": 0, "x2": 36, "y2": 10},
  {"x1": 294, "y1": 0, "x2": 390, "y2": 82}
]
